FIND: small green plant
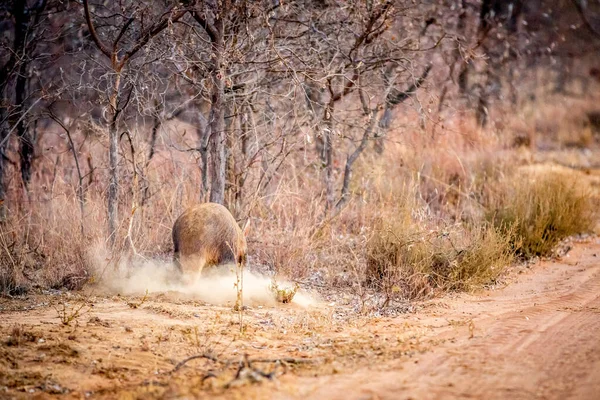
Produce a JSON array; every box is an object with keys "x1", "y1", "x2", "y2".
[
  {"x1": 269, "y1": 280, "x2": 299, "y2": 304},
  {"x1": 488, "y1": 173, "x2": 596, "y2": 257},
  {"x1": 53, "y1": 295, "x2": 93, "y2": 326},
  {"x1": 126, "y1": 289, "x2": 149, "y2": 309}
]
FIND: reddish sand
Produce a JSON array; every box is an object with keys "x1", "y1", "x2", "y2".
[{"x1": 1, "y1": 238, "x2": 599, "y2": 399}]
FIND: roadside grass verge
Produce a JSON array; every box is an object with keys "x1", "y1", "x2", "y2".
[
  {"x1": 366, "y1": 213, "x2": 515, "y2": 301},
  {"x1": 487, "y1": 172, "x2": 597, "y2": 257}
]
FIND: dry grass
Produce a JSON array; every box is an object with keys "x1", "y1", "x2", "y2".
[
  {"x1": 366, "y1": 209, "x2": 514, "y2": 301},
  {"x1": 4, "y1": 324, "x2": 38, "y2": 347},
  {"x1": 487, "y1": 171, "x2": 597, "y2": 257},
  {"x1": 0, "y1": 200, "x2": 98, "y2": 295},
  {"x1": 0, "y1": 93, "x2": 598, "y2": 310}
]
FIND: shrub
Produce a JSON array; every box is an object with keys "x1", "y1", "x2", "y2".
[
  {"x1": 366, "y1": 210, "x2": 515, "y2": 301},
  {"x1": 441, "y1": 225, "x2": 515, "y2": 291},
  {"x1": 365, "y1": 215, "x2": 432, "y2": 300},
  {"x1": 0, "y1": 201, "x2": 93, "y2": 296},
  {"x1": 488, "y1": 172, "x2": 596, "y2": 257}
]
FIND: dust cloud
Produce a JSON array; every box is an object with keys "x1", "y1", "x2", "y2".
[{"x1": 87, "y1": 243, "x2": 317, "y2": 307}]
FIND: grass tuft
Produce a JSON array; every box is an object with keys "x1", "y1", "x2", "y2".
[
  {"x1": 488, "y1": 172, "x2": 596, "y2": 257},
  {"x1": 366, "y1": 209, "x2": 514, "y2": 301}
]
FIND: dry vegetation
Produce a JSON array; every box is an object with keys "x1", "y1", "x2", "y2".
[
  {"x1": 488, "y1": 172, "x2": 598, "y2": 257},
  {"x1": 1, "y1": 107, "x2": 597, "y2": 305},
  {"x1": 0, "y1": 0, "x2": 598, "y2": 303},
  {"x1": 1, "y1": 0, "x2": 600, "y2": 397}
]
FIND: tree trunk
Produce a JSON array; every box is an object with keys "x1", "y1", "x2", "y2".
[
  {"x1": 0, "y1": 108, "x2": 8, "y2": 221},
  {"x1": 208, "y1": 19, "x2": 226, "y2": 205},
  {"x1": 323, "y1": 103, "x2": 335, "y2": 211},
  {"x1": 107, "y1": 119, "x2": 119, "y2": 244},
  {"x1": 477, "y1": 60, "x2": 498, "y2": 128},
  {"x1": 235, "y1": 105, "x2": 250, "y2": 210},
  {"x1": 224, "y1": 100, "x2": 236, "y2": 207},
  {"x1": 0, "y1": 0, "x2": 28, "y2": 216},
  {"x1": 147, "y1": 100, "x2": 162, "y2": 163},
  {"x1": 336, "y1": 107, "x2": 379, "y2": 211},
  {"x1": 476, "y1": 87, "x2": 489, "y2": 128},
  {"x1": 195, "y1": 105, "x2": 210, "y2": 201},
  {"x1": 16, "y1": 62, "x2": 34, "y2": 190},
  {"x1": 304, "y1": 81, "x2": 326, "y2": 159},
  {"x1": 107, "y1": 71, "x2": 121, "y2": 246}
]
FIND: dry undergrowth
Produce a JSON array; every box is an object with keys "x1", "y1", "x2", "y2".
[
  {"x1": 0, "y1": 165, "x2": 596, "y2": 309},
  {"x1": 0, "y1": 101, "x2": 598, "y2": 312},
  {"x1": 366, "y1": 212, "x2": 515, "y2": 301},
  {"x1": 364, "y1": 163, "x2": 595, "y2": 301},
  {"x1": 488, "y1": 172, "x2": 597, "y2": 257}
]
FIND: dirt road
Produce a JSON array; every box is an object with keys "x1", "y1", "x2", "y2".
[
  {"x1": 1, "y1": 238, "x2": 599, "y2": 399},
  {"x1": 281, "y1": 238, "x2": 600, "y2": 400}
]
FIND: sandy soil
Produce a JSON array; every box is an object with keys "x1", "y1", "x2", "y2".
[{"x1": 1, "y1": 237, "x2": 599, "y2": 400}]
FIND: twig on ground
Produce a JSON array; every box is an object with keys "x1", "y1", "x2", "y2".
[
  {"x1": 171, "y1": 353, "x2": 220, "y2": 373},
  {"x1": 170, "y1": 352, "x2": 320, "y2": 388},
  {"x1": 225, "y1": 354, "x2": 278, "y2": 388},
  {"x1": 250, "y1": 357, "x2": 321, "y2": 364}
]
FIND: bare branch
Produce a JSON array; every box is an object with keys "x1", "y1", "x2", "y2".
[
  {"x1": 386, "y1": 64, "x2": 432, "y2": 106},
  {"x1": 82, "y1": 0, "x2": 111, "y2": 58},
  {"x1": 113, "y1": 16, "x2": 135, "y2": 52},
  {"x1": 190, "y1": 9, "x2": 218, "y2": 42},
  {"x1": 121, "y1": 7, "x2": 188, "y2": 67}
]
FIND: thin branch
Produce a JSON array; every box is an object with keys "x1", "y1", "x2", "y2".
[
  {"x1": 82, "y1": 0, "x2": 111, "y2": 58},
  {"x1": 330, "y1": 71, "x2": 359, "y2": 103},
  {"x1": 386, "y1": 64, "x2": 432, "y2": 106},
  {"x1": 190, "y1": 9, "x2": 218, "y2": 42},
  {"x1": 171, "y1": 353, "x2": 220, "y2": 373},
  {"x1": 121, "y1": 8, "x2": 188, "y2": 67},
  {"x1": 0, "y1": 96, "x2": 44, "y2": 149},
  {"x1": 113, "y1": 16, "x2": 135, "y2": 52}
]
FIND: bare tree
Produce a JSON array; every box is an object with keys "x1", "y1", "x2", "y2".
[
  {"x1": 269, "y1": 1, "x2": 436, "y2": 212},
  {"x1": 0, "y1": 0, "x2": 59, "y2": 216},
  {"x1": 81, "y1": 0, "x2": 187, "y2": 245},
  {"x1": 187, "y1": 1, "x2": 270, "y2": 205}
]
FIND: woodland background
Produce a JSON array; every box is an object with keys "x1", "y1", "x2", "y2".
[{"x1": 1, "y1": 0, "x2": 599, "y2": 302}]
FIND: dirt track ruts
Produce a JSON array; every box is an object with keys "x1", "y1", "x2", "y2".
[
  {"x1": 280, "y1": 238, "x2": 600, "y2": 400},
  {"x1": 1, "y1": 239, "x2": 599, "y2": 400}
]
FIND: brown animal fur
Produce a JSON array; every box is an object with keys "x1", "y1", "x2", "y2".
[{"x1": 172, "y1": 203, "x2": 249, "y2": 276}]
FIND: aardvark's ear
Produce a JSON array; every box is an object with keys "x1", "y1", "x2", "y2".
[{"x1": 242, "y1": 219, "x2": 251, "y2": 237}]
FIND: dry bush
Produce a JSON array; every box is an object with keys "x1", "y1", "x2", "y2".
[
  {"x1": 344, "y1": 128, "x2": 521, "y2": 301},
  {"x1": 366, "y1": 208, "x2": 514, "y2": 301},
  {"x1": 4, "y1": 325, "x2": 38, "y2": 346},
  {"x1": 0, "y1": 226, "x2": 28, "y2": 296},
  {"x1": 365, "y1": 216, "x2": 433, "y2": 300},
  {"x1": 0, "y1": 197, "x2": 102, "y2": 295},
  {"x1": 487, "y1": 172, "x2": 597, "y2": 257},
  {"x1": 442, "y1": 225, "x2": 515, "y2": 290},
  {"x1": 0, "y1": 217, "x2": 50, "y2": 296}
]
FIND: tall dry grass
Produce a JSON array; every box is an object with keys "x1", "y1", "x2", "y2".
[
  {"x1": 487, "y1": 171, "x2": 597, "y2": 257},
  {"x1": 0, "y1": 98, "x2": 598, "y2": 306},
  {"x1": 0, "y1": 198, "x2": 99, "y2": 295}
]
